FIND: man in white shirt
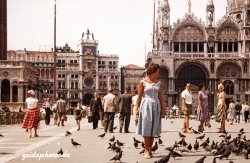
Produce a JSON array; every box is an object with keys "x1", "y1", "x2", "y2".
[{"x1": 181, "y1": 83, "x2": 193, "y2": 133}]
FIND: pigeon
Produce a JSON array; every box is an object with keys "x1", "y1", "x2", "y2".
[
  {"x1": 195, "y1": 156, "x2": 206, "y2": 163},
  {"x1": 98, "y1": 133, "x2": 105, "y2": 138},
  {"x1": 170, "y1": 121, "x2": 174, "y2": 123},
  {"x1": 115, "y1": 146, "x2": 121, "y2": 153},
  {"x1": 116, "y1": 140, "x2": 125, "y2": 147},
  {"x1": 110, "y1": 153, "x2": 121, "y2": 162},
  {"x1": 0, "y1": 134, "x2": 3, "y2": 137},
  {"x1": 109, "y1": 135, "x2": 115, "y2": 142},
  {"x1": 71, "y1": 139, "x2": 81, "y2": 147},
  {"x1": 57, "y1": 148, "x2": 63, "y2": 155},
  {"x1": 187, "y1": 143, "x2": 192, "y2": 152},
  {"x1": 196, "y1": 134, "x2": 205, "y2": 140},
  {"x1": 113, "y1": 126, "x2": 117, "y2": 130},
  {"x1": 192, "y1": 129, "x2": 200, "y2": 134},
  {"x1": 110, "y1": 142, "x2": 117, "y2": 151},
  {"x1": 141, "y1": 142, "x2": 145, "y2": 148},
  {"x1": 139, "y1": 148, "x2": 145, "y2": 154},
  {"x1": 158, "y1": 138, "x2": 163, "y2": 145},
  {"x1": 194, "y1": 140, "x2": 199, "y2": 151},
  {"x1": 239, "y1": 128, "x2": 244, "y2": 133},
  {"x1": 170, "y1": 150, "x2": 182, "y2": 158},
  {"x1": 134, "y1": 141, "x2": 138, "y2": 148},
  {"x1": 179, "y1": 132, "x2": 186, "y2": 138},
  {"x1": 151, "y1": 142, "x2": 158, "y2": 153},
  {"x1": 65, "y1": 130, "x2": 71, "y2": 135},
  {"x1": 218, "y1": 146, "x2": 232, "y2": 159},
  {"x1": 133, "y1": 137, "x2": 142, "y2": 144},
  {"x1": 154, "y1": 153, "x2": 171, "y2": 163}
]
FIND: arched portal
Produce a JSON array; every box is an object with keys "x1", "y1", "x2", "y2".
[
  {"x1": 83, "y1": 93, "x2": 94, "y2": 105},
  {"x1": 1, "y1": 79, "x2": 10, "y2": 102},
  {"x1": 176, "y1": 65, "x2": 207, "y2": 88}
]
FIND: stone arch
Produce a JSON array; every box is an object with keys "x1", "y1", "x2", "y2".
[
  {"x1": 175, "y1": 62, "x2": 209, "y2": 89},
  {"x1": 216, "y1": 61, "x2": 242, "y2": 78},
  {"x1": 1, "y1": 79, "x2": 10, "y2": 102}
]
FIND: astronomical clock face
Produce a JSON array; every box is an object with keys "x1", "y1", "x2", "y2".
[{"x1": 84, "y1": 77, "x2": 94, "y2": 87}]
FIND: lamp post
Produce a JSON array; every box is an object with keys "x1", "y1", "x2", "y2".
[{"x1": 53, "y1": 0, "x2": 57, "y2": 101}]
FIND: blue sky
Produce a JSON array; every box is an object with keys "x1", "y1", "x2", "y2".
[{"x1": 8, "y1": 0, "x2": 227, "y2": 67}]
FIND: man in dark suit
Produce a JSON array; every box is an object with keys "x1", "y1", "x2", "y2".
[
  {"x1": 90, "y1": 92, "x2": 103, "y2": 129},
  {"x1": 118, "y1": 87, "x2": 133, "y2": 133},
  {"x1": 56, "y1": 95, "x2": 67, "y2": 126}
]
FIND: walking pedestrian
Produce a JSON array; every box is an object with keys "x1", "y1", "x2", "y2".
[
  {"x1": 216, "y1": 83, "x2": 227, "y2": 133},
  {"x1": 51, "y1": 101, "x2": 58, "y2": 125},
  {"x1": 235, "y1": 100, "x2": 242, "y2": 123},
  {"x1": 43, "y1": 98, "x2": 51, "y2": 125},
  {"x1": 118, "y1": 87, "x2": 133, "y2": 133},
  {"x1": 90, "y1": 92, "x2": 103, "y2": 129},
  {"x1": 136, "y1": 63, "x2": 165, "y2": 159},
  {"x1": 243, "y1": 101, "x2": 250, "y2": 124},
  {"x1": 103, "y1": 88, "x2": 118, "y2": 133},
  {"x1": 22, "y1": 90, "x2": 40, "y2": 138},
  {"x1": 132, "y1": 89, "x2": 139, "y2": 126},
  {"x1": 74, "y1": 102, "x2": 83, "y2": 131},
  {"x1": 242, "y1": 102, "x2": 246, "y2": 121},
  {"x1": 56, "y1": 95, "x2": 67, "y2": 126},
  {"x1": 181, "y1": 83, "x2": 194, "y2": 134},
  {"x1": 196, "y1": 83, "x2": 209, "y2": 133},
  {"x1": 227, "y1": 99, "x2": 236, "y2": 125}
]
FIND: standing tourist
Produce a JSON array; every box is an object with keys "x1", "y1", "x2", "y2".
[
  {"x1": 22, "y1": 90, "x2": 40, "y2": 138},
  {"x1": 74, "y1": 102, "x2": 83, "y2": 131},
  {"x1": 235, "y1": 100, "x2": 242, "y2": 123},
  {"x1": 196, "y1": 83, "x2": 209, "y2": 132},
  {"x1": 100, "y1": 95, "x2": 105, "y2": 127},
  {"x1": 131, "y1": 89, "x2": 139, "y2": 125},
  {"x1": 136, "y1": 63, "x2": 165, "y2": 159},
  {"x1": 56, "y1": 95, "x2": 67, "y2": 126},
  {"x1": 181, "y1": 83, "x2": 193, "y2": 134},
  {"x1": 43, "y1": 98, "x2": 51, "y2": 125},
  {"x1": 103, "y1": 88, "x2": 117, "y2": 133},
  {"x1": 90, "y1": 92, "x2": 103, "y2": 129},
  {"x1": 227, "y1": 99, "x2": 236, "y2": 125},
  {"x1": 118, "y1": 87, "x2": 133, "y2": 133},
  {"x1": 51, "y1": 101, "x2": 58, "y2": 125},
  {"x1": 243, "y1": 101, "x2": 250, "y2": 123},
  {"x1": 216, "y1": 83, "x2": 227, "y2": 133}
]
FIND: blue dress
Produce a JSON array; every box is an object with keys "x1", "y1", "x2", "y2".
[{"x1": 136, "y1": 80, "x2": 161, "y2": 137}]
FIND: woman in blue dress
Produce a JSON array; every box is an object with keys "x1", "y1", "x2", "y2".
[{"x1": 135, "y1": 63, "x2": 165, "y2": 159}]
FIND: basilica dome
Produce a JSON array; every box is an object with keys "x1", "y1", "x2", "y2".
[{"x1": 227, "y1": 0, "x2": 248, "y2": 14}]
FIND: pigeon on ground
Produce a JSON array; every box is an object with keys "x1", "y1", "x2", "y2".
[
  {"x1": 187, "y1": 143, "x2": 192, "y2": 152},
  {"x1": 194, "y1": 140, "x2": 199, "y2": 151},
  {"x1": 195, "y1": 156, "x2": 206, "y2": 163},
  {"x1": 179, "y1": 132, "x2": 186, "y2": 138},
  {"x1": 192, "y1": 129, "x2": 200, "y2": 134},
  {"x1": 109, "y1": 135, "x2": 115, "y2": 142},
  {"x1": 196, "y1": 134, "x2": 205, "y2": 140},
  {"x1": 158, "y1": 138, "x2": 163, "y2": 146},
  {"x1": 151, "y1": 142, "x2": 158, "y2": 153},
  {"x1": 154, "y1": 153, "x2": 171, "y2": 163},
  {"x1": 134, "y1": 141, "x2": 138, "y2": 148},
  {"x1": 113, "y1": 126, "x2": 117, "y2": 130},
  {"x1": 179, "y1": 148, "x2": 189, "y2": 153},
  {"x1": 71, "y1": 139, "x2": 81, "y2": 147},
  {"x1": 218, "y1": 146, "x2": 232, "y2": 159},
  {"x1": 110, "y1": 153, "x2": 121, "y2": 162},
  {"x1": 170, "y1": 150, "x2": 182, "y2": 158},
  {"x1": 116, "y1": 140, "x2": 125, "y2": 147},
  {"x1": 0, "y1": 134, "x2": 3, "y2": 137},
  {"x1": 239, "y1": 128, "x2": 244, "y2": 133},
  {"x1": 57, "y1": 148, "x2": 63, "y2": 155},
  {"x1": 139, "y1": 148, "x2": 145, "y2": 154},
  {"x1": 98, "y1": 133, "x2": 105, "y2": 138},
  {"x1": 133, "y1": 137, "x2": 142, "y2": 144},
  {"x1": 66, "y1": 130, "x2": 71, "y2": 135},
  {"x1": 141, "y1": 142, "x2": 145, "y2": 148}
]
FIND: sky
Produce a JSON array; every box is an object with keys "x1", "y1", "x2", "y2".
[{"x1": 8, "y1": 0, "x2": 227, "y2": 68}]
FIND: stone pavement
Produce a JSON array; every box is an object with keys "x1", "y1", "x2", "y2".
[{"x1": 0, "y1": 114, "x2": 249, "y2": 163}]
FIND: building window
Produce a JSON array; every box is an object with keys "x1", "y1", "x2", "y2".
[
  {"x1": 113, "y1": 61, "x2": 116, "y2": 65},
  {"x1": 104, "y1": 76, "x2": 106, "y2": 79},
  {"x1": 210, "y1": 61, "x2": 214, "y2": 73},
  {"x1": 223, "y1": 42, "x2": 227, "y2": 52},
  {"x1": 234, "y1": 42, "x2": 238, "y2": 51},
  {"x1": 109, "y1": 61, "x2": 112, "y2": 64},
  {"x1": 229, "y1": 42, "x2": 233, "y2": 52},
  {"x1": 100, "y1": 76, "x2": 102, "y2": 79},
  {"x1": 111, "y1": 76, "x2": 114, "y2": 79},
  {"x1": 180, "y1": 42, "x2": 185, "y2": 52},
  {"x1": 193, "y1": 42, "x2": 197, "y2": 52},
  {"x1": 174, "y1": 42, "x2": 179, "y2": 52},
  {"x1": 74, "y1": 60, "x2": 77, "y2": 63},
  {"x1": 115, "y1": 76, "x2": 118, "y2": 79},
  {"x1": 70, "y1": 60, "x2": 73, "y2": 63},
  {"x1": 58, "y1": 74, "x2": 61, "y2": 78},
  {"x1": 199, "y1": 43, "x2": 204, "y2": 52},
  {"x1": 244, "y1": 61, "x2": 248, "y2": 73},
  {"x1": 75, "y1": 75, "x2": 78, "y2": 78},
  {"x1": 75, "y1": 94, "x2": 78, "y2": 98},
  {"x1": 71, "y1": 74, "x2": 74, "y2": 78},
  {"x1": 98, "y1": 61, "x2": 101, "y2": 64},
  {"x1": 62, "y1": 74, "x2": 65, "y2": 78},
  {"x1": 62, "y1": 82, "x2": 65, "y2": 88},
  {"x1": 71, "y1": 82, "x2": 74, "y2": 89},
  {"x1": 102, "y1": 61, "x2": 105, "y2": 64},
  {"x1": 58, "y1": 82, "x2": 61, "y2": 89},
  {"x1": 75, "y1": 82, "x2": 78, "y2": 89},
  {"x1": 187, "y1": 42, "x2": 191, "y2": 53},
  {"x1": 218, "y1": 42, "x2": 222, "y2": 52},
  {"x1": 87, "y1": 62, "x2": 91, "y2": 69},
  {"x1": 62, "y1": 60, "x2": 65, "y2": 63},
  {"x1": 58, "y1": 60, "x2": 61, "y2": 63},
  {"x1": 223, "y1": 80, "x2": 234, "y2": 95}
]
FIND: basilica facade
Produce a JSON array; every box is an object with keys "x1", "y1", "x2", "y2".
[{"x1": 149, "y1": 0, "x2": 250, "y2": 114}]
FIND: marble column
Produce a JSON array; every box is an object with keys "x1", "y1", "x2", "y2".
[
  {"x1": 10, "y1": 85, "x2": 13, "y2": 102},
  {"x1": 18, "y1": 85, "x2": 23, "y2": 102}
]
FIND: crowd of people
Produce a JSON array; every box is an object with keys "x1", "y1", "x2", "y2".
[{"x1": 21, "y1": 62, "x2": 250, "y2": 160}]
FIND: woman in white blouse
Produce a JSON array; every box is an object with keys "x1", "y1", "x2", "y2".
[{"x1": 22, "y1": 90, "x2": 40, "y2": 138}]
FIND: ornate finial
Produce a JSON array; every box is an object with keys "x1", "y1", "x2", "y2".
[{"x1": 188, "y1": 0, "x2": 191, "y2": 13}]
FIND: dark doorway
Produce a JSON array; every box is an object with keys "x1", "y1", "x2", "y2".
[
  {"x1": 1, "y1": 79, "x2": 10, "y2": 102},
  {"x1": 83, "y1": 93, "x2": 94, "y2": 105},
  {"x1": 13, "y1": 85, "x2": 18, "y2": 102},
  {"x1": 225, "y1": 98, "x2": 230, "y2": 110},
  {"x1": 176, "y1": 65, "x2": 207, "y2": 89}
]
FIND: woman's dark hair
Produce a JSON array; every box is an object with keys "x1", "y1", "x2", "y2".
[
  {"x1": 198, "y1": 83, "x2": 205, "y2": 90},
  {"x1": 146, "y1": 63, "x2": 160, "y2": 75},
  {"x1": 230, "y1": 99, "x2": 234, "y2": 103}
]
